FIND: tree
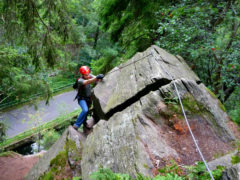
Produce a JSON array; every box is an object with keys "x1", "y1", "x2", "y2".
[
  {"x1": 1, "y1": 0, "x2": 74, "y2": 67},
  {"x1": 94, "y1": 0, "x2": 167, "y2": 58},
  {"x1": 0, "y1": 0, "x2": 78, "y2": 104},
  {"x1": 154, "y1": 0, "x2": 240, "y2": 103}
]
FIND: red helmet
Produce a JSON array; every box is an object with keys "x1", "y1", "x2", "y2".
[{"x1": 80, "y1": 66, "x2": 90, "y2": 75}]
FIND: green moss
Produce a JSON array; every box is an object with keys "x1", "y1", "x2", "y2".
[
  {"x1": 213, "y1": 151, "x2": 225, "y2": 159},
  {"x1": 158, "y1": 107, "x2": 175, "y2": 119},
  {"x1": 66, "y1": 139, "x2": 82, "y2": 161},
  {"x1": 180, "y1": 94, "x2": 225, "y2": 134},
  {"x1": 136, "y1": 135, "x2": 140, "y2": 140},
  {"x1": 0, "y1": 151, "x2": 18, "y2": 157},
  {"x1": 66, "y1": 139, "x2": 77, "y2": 152},
  {"x1": 218, "y1": 100, "x2": 226, "y2": 112},
  {"x1": 40, "y1": 148, "x2": 68, "y2": 179},
  {"x1": 39, "y1": 171, "x2": 54, "y2": 180},
  {"x1": 205, "y1": 87, "x2": 226, "y2": 112},
  {"x1": 105, "y1": 94, "x2": 119, "y2": 111},
  {"x1": 161, "y1": 94, "x2": 206, "y2": 118},
  {"x1": 50, "y1": 150, "x2": 68, "y2": 173},
  {"x1": 205, "y1": 87, "x2": 217, "y2": 99},
  {"x1": 181, "y1": 94, "x2": 206, "y2": 114},
  {"x1": 143, "y1": 164, "x2": 149, "y2": 169},
  {"x1": 72, "y1": 177, "x2": 82, "y2": 180},
  {"x1": 132, "y1": 117, "x2": 138, "y2": 126}
]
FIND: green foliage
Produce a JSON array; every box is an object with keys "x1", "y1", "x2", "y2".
[
  {"x1": 90, "y1": 168, "x2": 184, "y2": 180},
  {"x1": 163, "y1": 92, "x2": 179, "y2": 105},
  {"x1": 91, "y1": 47, "x2": 120, "y2": 74},
  {"x1": 231, "y1": 155, "x2": 240, "y2": 165},
  {"x1": 158, "y1": 160, "x2": 183, "y2": 176},
  {"x1": 229, "y1": 104, "x2": 240, "y2": 125},
  {"x1": 1, "y1": 0, "x2": 75, "y2": 67},
  {"x1": 72, "y1": 177, "x2": 82, "y2": 180},
  {"x1": 94, "y1": 0, "x2": 161, "y2": 57},
  {"x1": 231, "y1": 141, "x2": 240, "y2": 165},
  {"x1": 90, "y1": 168, "x2": 131, "y2": 180},
  {"x1": 40, "y1": 129, "x2": 60, "y2": 150},
  {"x1": 185, "y1": 162, "x2": 224, "y2": 180},
  {"x1": 153, "y1": 174, "x2": 184, "y2": 180},
  {"x1": 39, "y1": 171, "x2": 54, "y2": 180},
  {"x1": 0, "y1": 120, "x2": 8, "y2": 142},
  {"x1": 154, "y1": 0, "x2": 240, "y2": 103},
  {"x1": 0, "y1": 46, "x2": 53, "y2": 105},
  {"x1": 50, "y1": 150, "x2": 68, "y2": 170}
]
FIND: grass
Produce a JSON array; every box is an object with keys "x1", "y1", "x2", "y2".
[
  {"x1": 0, "y1": 109, "x2": 81, "y2": 150},
  {"x1": 0, "y1": 151, "x2": 19, "y2": 157}
]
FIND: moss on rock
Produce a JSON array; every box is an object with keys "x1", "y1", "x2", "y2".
[
  {"x1": 66, "y1": 139, "x2": 82, "y2": 161},
  {"x1": 39, "y1": 141, "x2": 73, "y2": 180},
  {"x1": 205, "y1": 87, "x2": 226, "y2": 112},
  {"x1": 205, "y1": 87, "x2": 217, "y2": 99},
  {"x1": 218, "y1": 99, "x2": 226, "y2": 112},
  {"x1": 161, "y1": 94, "x2": 207, "y2": 119}
]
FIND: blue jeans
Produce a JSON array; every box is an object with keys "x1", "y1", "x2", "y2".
[{"x1": 74, "y1": 99, "x2": 89, "y2": 128}]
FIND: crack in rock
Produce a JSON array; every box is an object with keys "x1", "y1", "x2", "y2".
[
  {"x1": 153, "y1": 48, "x2": 176, "y2": 66},
  {"x1": 105, "y1": 78, "x2": 171, "y2": 119}
]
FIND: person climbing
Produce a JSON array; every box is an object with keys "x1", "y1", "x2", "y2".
[{"x1": 73, "y1": 66, "x2": 104, "y2": 130}]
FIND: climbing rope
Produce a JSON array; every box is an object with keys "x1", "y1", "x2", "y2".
[
  {"x1": 107, "y1": 53, "x2": 153, "y2": 75},
  {"x1": 151, "y1": 51, "x2": 215, "y2": 180}
]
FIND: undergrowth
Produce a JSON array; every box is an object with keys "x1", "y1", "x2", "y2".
[{"x1": 87, "y1": 160, "x2": 225, "y2": 180}]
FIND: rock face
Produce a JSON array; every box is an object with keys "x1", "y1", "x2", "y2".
[
  {"x1": 208, "y1": 151, "x2": 240, "y2": 180},
  {"x1": 81, "y1": 45, "x2": 236, "y2": 179},
  {"x1": 25, "y1": 127, "x2": 86, "y2": 179},
  {"x1": 222, "y1": 163, "x2": 240, "y2": 180}
]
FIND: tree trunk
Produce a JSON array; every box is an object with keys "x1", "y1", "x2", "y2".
[{"x1": 93, "y1": 22, "x2": 100, "y2": 49}]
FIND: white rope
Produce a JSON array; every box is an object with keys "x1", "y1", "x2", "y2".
[{"x1": 152, "y1": 52, "x2": 215, "y2": 180}]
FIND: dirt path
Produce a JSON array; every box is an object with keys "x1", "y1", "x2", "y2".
[
  {"x1": 0, "y1": 152, "x2": 44, "y2": 180},
  {"x1": 0, "y1": 91, "x2": 79, "y2": 138}
]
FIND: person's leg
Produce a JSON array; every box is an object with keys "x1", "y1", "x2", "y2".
[
  {"x1": 74, "y1": 99, "x2": 88, "y2": 128},
  {"x1": 83, "y1": 99, "x2": 92, "y2": 128}
]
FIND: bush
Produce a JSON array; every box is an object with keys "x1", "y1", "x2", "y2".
[
  {"x1": 0, "y1": 121, "x2": 8, "y2": 142},
  {"x1": 229, "y1": 105, "x2": 240, "y2": 125},
  {"x1": 40, "y1": 129, "x2": 60, "y2": 150},
  {"x1": 89, "y1": 168, "x2": 184, "y2": 180},
  {"x1": 90, "y1": 168, "x2": 131, "y2": 180}
]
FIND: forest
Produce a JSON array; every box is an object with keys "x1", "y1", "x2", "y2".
[{"x1": 0, "y1": 0, "x2": 239, "y2": 139}]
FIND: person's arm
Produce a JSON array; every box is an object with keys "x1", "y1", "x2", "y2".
[
  {"x1": 82, "y1": 77, "x2": 98, "y2": 85},
  {"x1": 79, "y1": 74, "x2": 104, "y2": 85}
]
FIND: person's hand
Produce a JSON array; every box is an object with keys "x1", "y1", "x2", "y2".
[{"x1": 96, "y1": 74, "x2": 104, "y2": 80}]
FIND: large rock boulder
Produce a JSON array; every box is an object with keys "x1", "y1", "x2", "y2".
[
  {"x1": 93, "y1": 45, "x2": 200, "y2": 119},
  {"x1": 81, "y1": 45, "x2": 236, "y2": 179}
]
